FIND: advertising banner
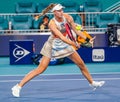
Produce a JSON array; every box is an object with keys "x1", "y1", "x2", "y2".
[{"x1": 9, "y1": 40, "x2": 33, "y2": 64}]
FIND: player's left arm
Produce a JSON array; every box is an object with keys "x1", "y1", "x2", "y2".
[
  {"x1": 66, "y1": 14, "x2": 96, "y2": 47},
  {"x1": 66, "y1": 14, "x2": 86, "y2": 39}
]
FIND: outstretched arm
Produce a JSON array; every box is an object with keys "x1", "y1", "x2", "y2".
[{"x1": 66, "y1": 14, "x2": 96, "y2": 47}]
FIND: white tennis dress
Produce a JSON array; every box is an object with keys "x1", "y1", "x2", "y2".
[{"x1": 40, "y1": 16, "x2": 75, "y2": 59}]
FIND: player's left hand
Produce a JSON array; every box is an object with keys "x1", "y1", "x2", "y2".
[{"x1": 89, "y1": 36, "x2": 96, "y2": 48}]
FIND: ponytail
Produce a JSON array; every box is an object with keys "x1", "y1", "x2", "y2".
[{"x1": 34, "y1": 3, "x2": 56, "y2": 20}]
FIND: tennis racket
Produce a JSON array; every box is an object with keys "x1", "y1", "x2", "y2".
[{"x1": 65, "y1": 23, "x2": 79, "y2": 49}]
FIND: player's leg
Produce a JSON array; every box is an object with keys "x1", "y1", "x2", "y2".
[
  {"x1": 11, "y1": 56, "x2": 51, "y2": 97},
  {"x1": 68, "y1": 51, "x2": 93, "y2": 83},
  {"x1": 68, "y1": 51, "x2": 105, "y2": 89},
  {"x1": 19, "y1": 56, "x2": 50, "y2": 87}
]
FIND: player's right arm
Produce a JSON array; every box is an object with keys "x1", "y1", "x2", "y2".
[{"x1": 48, "y1": 19, "x2": 77, "y2": 47}]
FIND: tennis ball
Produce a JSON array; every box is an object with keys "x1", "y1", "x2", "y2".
[{"x1": 76, "y1": 25, "x2": 82, "y2": 30}]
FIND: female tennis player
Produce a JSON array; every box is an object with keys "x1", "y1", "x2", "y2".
[{"x1": 11, "y1": 4, "x2": 105, "y2": 97}]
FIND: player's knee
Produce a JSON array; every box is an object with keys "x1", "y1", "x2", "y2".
[
  {"x1": 34, "y1": 68, "x2": 43, "y2": 75},
  {"x1": 34, "y1": 65, "x2": 47, "y2": 75}
]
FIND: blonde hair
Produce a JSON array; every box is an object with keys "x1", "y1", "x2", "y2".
[
  {"x1": 42, "y1": 3, "x2": 56, "y2": 15},
  {"x1": 35, "y1": 3, "x2": 56, "y2": 20}
]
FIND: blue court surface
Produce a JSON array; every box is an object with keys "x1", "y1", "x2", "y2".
[{"x1": 0, "y1": 57, "x2": 120, "y2": 102}]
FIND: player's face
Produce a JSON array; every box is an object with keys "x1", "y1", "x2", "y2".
[{"x1": 54, "y1": 9, "x2": 63, "y2": 18}]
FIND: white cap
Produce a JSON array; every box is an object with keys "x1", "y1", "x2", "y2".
[{"x1": 51, "y1": 4, "x2": 65, "y2": 12}]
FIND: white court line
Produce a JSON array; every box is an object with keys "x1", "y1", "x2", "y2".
[
  {"x1": 1, "y1": 72, "x2": 120, "y2": 76},
  {"x1": 0, "y1": 77, "x2": 120, "y2": 83}
]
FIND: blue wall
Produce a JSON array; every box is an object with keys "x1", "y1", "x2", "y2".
[{"x1": 0, "y1": 32, "x2": 108, "y2": 56}]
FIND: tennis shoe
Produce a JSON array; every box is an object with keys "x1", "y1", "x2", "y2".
[
  {"x1": 11, "y1": 84, "x2": 21, "y2": 97},
  {"x1": 90, "y1": 81, "x2": 105, "y2": 90}
]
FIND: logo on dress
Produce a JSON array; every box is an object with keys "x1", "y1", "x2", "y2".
[{"x1": 13, "y1": 44, "x2": 30, "y2": 62}]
